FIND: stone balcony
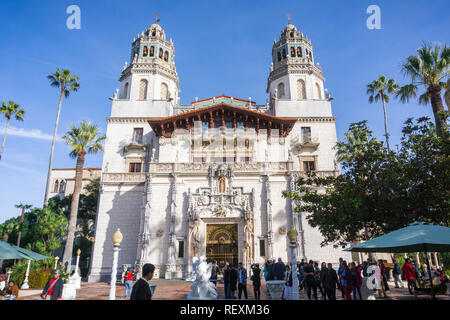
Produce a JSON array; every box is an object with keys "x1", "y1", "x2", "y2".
[{"x1": 292, "y1": 136, "x2": 320, "y2": 151}]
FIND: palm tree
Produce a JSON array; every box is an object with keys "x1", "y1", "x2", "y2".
[
  {"x1": 61, "y1": 121, "x2": 105, "y2": 267},
  {"x1": 396, "y1": 43, "x2": 449, "y2": 137},
  {"x1": 445, "y1": 78, "x2": 450, "y2": 111},
  {"x1": 14, "y1": 203, "x2": 33, "y2": 247},
  {"x1": 44, "y1": 69, "x2": 80, "y2": 206},
  {"x1": 0, "y1": 101, "x2": 25, "y2": 160},
  {"x1": 367, "y1": 76, "x2": 399, "y2": 151}
]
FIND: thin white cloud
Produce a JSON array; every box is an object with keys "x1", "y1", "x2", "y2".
[
  {"x1": 0, "y1": 125, "x2": 62, "y2": 142},
  {"x1": 0, "y1": 161, "x2": 46, "y2": 178}
]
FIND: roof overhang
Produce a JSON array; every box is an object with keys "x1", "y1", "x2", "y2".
[{"x1": 148, "y1": 103, "x2": 297, "y2": 138}]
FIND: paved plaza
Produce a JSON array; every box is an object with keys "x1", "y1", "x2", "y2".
[{"x1": 19, "y1": 280, "x2": 449, "y2": 300}]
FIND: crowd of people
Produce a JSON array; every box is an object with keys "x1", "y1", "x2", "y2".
[
  {"x1": 259, "y1": 256, "x2": 448, "y2": 300},
  {"x1": 121, "y1": 256, "x2": 448, "y2": 301}
]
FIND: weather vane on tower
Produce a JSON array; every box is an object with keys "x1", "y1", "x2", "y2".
[
  {"x1": 154, "y1": 12, "x2": 160, "y2": 23},
  {"x1": 285, "y1": 13, "x2": 292, "y2": 24}
]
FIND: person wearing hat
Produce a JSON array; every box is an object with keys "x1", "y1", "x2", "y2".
[
  {"x1": 41, "y1": 270, "x2": 63, "y2": 300},
  {"x1": 124, "y1": 266, "x2": 134, "y2": 298}
]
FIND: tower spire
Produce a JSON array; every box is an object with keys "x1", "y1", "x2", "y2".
[
  {"x1": 154, "y1": 11, "x2": 160, "y2": 23},
  {"x1": 285, "y1": 13, "x2": 292, "y2": 25}
]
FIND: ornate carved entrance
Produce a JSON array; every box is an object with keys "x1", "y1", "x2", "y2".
[{"x1": 206, "y1": 224, "x2": 238, "y2": 268}]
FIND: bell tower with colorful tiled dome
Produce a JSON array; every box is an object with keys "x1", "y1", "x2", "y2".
[
  {"x1": 117, "y1": 18, "x2": 179, "y2": 106},
  {"x1": 267, "y1": 21, "x2": 326, "y2": 109}
]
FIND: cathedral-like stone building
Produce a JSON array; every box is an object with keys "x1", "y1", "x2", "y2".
[{"x1": 88, "y1": 22, "x2": 351, "y2": 281}]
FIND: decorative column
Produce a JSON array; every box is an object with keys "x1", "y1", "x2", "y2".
[
  {"x1": 433, "y1": 253, "x2": 439, "y2": 268},
  {"x1": 21, "y1": 259, "x2": 31, "y2": 289},
  {"x1": 137, "y1": 174, "x2": 152, "y2": 274},
  {"x1": 54, "y1": 256, "x2": 59, "y2": 270},
  {"x1": 165, "y1": 174, "x2": 178, "y2": 279},
  {"x1": 287, "y1": 227, "x2": 299, "y2": 300},
  {"x1": 287, "y1": 174, "x2": 300, "y2": 258},
  {"x1": 109, "y1": 229, "x2": 123, "y2": 300},
  {"x1": 264, "y1": 175, "x2": 273, "y2": 259},
  {"x1": 72, "y1": 249, "x2": 81, "y2": 289}
]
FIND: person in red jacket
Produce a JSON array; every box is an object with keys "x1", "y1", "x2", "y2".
[
  {"x1": 402, "y1": 258, "x2": 416, "y2": 294},
  {"x1": 124, "y1": 267, "x2": 134, "y2": 299},
  {"x1": 41, "y1": 270, "x2": 63, "y2": 300}
]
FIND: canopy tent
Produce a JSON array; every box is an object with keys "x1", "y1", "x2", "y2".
[
  {"x1": 344, "y1": 222, "x2": 450, "y2": 299},
  {"x1": 344, "y1": 222, "x2": 450, "y2": 253},
  {"x1": 0, "y1": 241, "x2": 49, "y2": 261}
]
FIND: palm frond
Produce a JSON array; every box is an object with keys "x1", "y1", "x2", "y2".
[{"x1": 396, "y1": 84, "x2": 418, "y2": 103}]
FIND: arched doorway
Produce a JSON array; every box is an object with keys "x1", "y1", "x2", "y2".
[{"x1": 206, "y1": 224, "x2": 238, "y2": 269}]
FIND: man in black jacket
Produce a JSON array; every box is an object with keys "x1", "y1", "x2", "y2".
[
  {"x1": 130, "y1": 263, "x2": 155, "y2": 300},
  {"x1": 272, "y1": 258, "x2": 286, "y2": 281},
  {"x1": 323, "y1": 263, "x2": 339, "y2": 300},
  {"x1": 237, "y1": 262, "x2": 248, "y2": 299},
  {"x1": 41, "y1": 270, "x2": 64, "y2": 300},
  {"x1": 223, "y1": 262, "x2": 237, "y2": 299}
]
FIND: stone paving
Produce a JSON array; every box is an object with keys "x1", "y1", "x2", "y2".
[{"x1": 20, "y1": 280, "x2": 449, "y2": 300}]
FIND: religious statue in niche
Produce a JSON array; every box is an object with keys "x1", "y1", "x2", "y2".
[
  {"x1": 217, "y1": 176, "x2": 226, "y2": 193},
  {"x1": 243, "y1": 207, "x2": 255, "y2": 263},
  {"x1": 189, "y1": 219, "x2": 201, "y2": 256},
  {"x1": 164, "y1": 51, "x2": 169, "y2": 62},
  {"x1": 159, "y1": 48, "x2": 163, "y2": 59},
  {"x1": 149, "y1": 46, "x2": 154, "y2": 57},
  {"x1": 297, "y1": 47, "x2": 303, "y2": 57},
  {"x1": 143, "y1": 46, "x2": 148, "y2": 57}
]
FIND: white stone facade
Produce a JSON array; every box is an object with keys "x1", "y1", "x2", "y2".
[
  {"x1": 88, "y1": 23, "x2": 351, "y2": 282},
  {"x1": 46, "y1": 168, "x2": 101, "y2": 203}
]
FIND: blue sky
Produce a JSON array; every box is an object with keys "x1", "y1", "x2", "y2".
[{"x1": 0, "y1": 0, "x2": 448, "y2": 222}]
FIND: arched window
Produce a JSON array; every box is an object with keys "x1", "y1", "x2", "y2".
[
  {"x1": 282, "y1": 48, "x2": 287, "y2": 59},
  {"x1": 53, "y1": 180, "x2": 59, "y2": 193},
  {"x1": 121, "y1": 82, "x2": 129, "y2": 99},
  {"x1": 297, "y1": 47, "x2": 302, "y2": 57},
  {"x1": 297, "y1": 79, "x2": 306, "y2": 100},
  {"x1": 160, "y1": 82, "x2": 169, "y2": 100},
  {"x1": 290, "y1": 31, "x2": 295, "y2": 38},
  {"x1": 315, "y1": 83, "x2": 322, "y2": 99},
  {"x1": 139, "y1": 79, "x2": 148, "y2": 100},
  {"x1": 164, "y1": 51, "x2": 169, "y2": 62},
  {"x1": 152, "y1": 29, "x2": 156, "y2": 37},
  {"x1": 277, "y1": 83, "x2": 285, "y2": 99},
  {"x1": 59, "y1": 180, "x2": 66, "y2": 193},
  {"x1": 277, "y1": 52, "x2": 281, "y2": 62},
  {"x1": 149, "y1": 46, "x2": 155, "y2": 57},
  {"x1": 158, "y1": 48, "x2": 163, "y2": 59},
  {"x1": 290, "y1": 47, "x2": 295, "y2": 57},
  {"x1": 143, "y1": 46, "x2": 148, "y2": 57}
]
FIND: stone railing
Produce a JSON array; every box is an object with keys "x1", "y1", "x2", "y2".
[
  {"x1": 101, "y1": 167, "x2": 338, "y2": 182},
  {"x1": 148, "y1": 162, "x2": 295, "y2": 174},
  {"x1": 102, "y1": 172, "x2": 147, "y2": 184}
]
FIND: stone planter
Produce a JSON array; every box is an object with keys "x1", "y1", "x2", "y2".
[
  {"x1": 62, "y1": 283, "x2": 76, "y2": 300},
  {"x1": 71, "y1": 275, "x2": 81, "y2": 289},
  {"x1": 265, "y1": 280, "x2": 285, "y2": 300}
]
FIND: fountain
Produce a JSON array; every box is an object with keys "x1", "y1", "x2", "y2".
[{"x1": 186, "y1": 256, "x2": 218, "y2": 300}]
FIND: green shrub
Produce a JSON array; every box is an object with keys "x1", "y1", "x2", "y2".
[{"x1": 29, "y1": 269, "x2": 54, "y2": 288}]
